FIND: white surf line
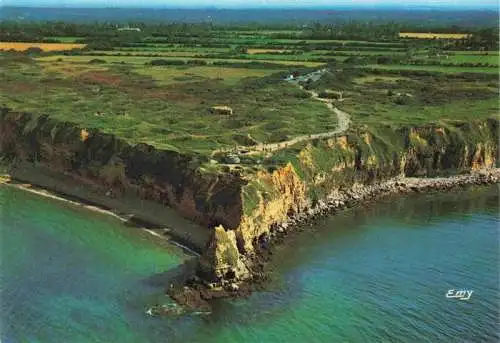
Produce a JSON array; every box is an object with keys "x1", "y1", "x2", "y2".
[
  {"x1": 4, "y1": 181, "x2": 200, "y2": 257},
  {"x1": 142, "y1": 228, "x2": 200, "y2": 256},
  {"x1": 143, "y1": 228, "x2": 165, "y2": 238},
  {"x1": 168, "y1": 240, "x2": 201, "y2": 257},
  {"x1": 9, "y1": 183, "x2": 132, "y2": 222}
]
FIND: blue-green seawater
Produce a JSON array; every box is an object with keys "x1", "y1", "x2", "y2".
[{"x1": 1, "y1": 185, "x2": 498, "y2": 342}]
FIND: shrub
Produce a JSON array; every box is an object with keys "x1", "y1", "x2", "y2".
[
  {"x1": 394, "y1": 95, "x2": 412, "y2": 105},
  {"x1": 377, "y1": 56, "x2": 393, "y2": 64},
  {"x1": 232, "y1": 134, "x2": 257, "y2": 146},
  {"x1": 186, "y1": 59, "x2": 208, "y2": 66},
  {"x1": 24, "y1": 47, "x2": 43, "y2": 56},
  {"x1": 222, "y1": 118, "x2": 246, "y2": 130},
  {"x1": 88, "y1": 58, "x2": 107, "y2": 64},
  {"x1": 268, "y1": 131, "x2": 289, "y2": 143},
  {"x1": 149, "y1": 59, "x2": 185, "y2": 66}
]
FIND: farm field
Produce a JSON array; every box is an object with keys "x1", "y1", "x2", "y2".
[
  {"x1": 36, "y1": 54, "x2": 325, "y2": 67},
  {"x1": 0, "y1": 42, "x2": 86, "y2": 51},
  {"x1": 361, "y1": 64, "x2": 498, "y2": 74},
  {"x1": 1, "y1": 22, "x2": 498, "y2": 161},
  {"x1": 399, "y1": 32, "x2": 470, "y2": 39},
  {"x1": 134, "y1": 65, "x2": 282, "y2": 85},
  {"x1": 444, "y1": 53, "x2": 498, "y2": 65},
  {"x1": 49, "y1": 36, "x2": 82, "y2": 43}
]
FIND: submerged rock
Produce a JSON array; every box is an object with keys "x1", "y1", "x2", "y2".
[{"x1": 146, "y1": 303, "x2": 186, "y2": 317}]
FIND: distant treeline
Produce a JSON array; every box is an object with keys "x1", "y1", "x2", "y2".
[
  {"x1": 0, "y1": 21, "x2": 498, "y2": 50},
  {"x1": 3, "y1": 7, "x2": 498, "y2": 27}
]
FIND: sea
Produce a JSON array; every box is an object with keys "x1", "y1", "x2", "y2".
[{"x1": 0, "y1": 184, "x2": 498, "y2": 342}]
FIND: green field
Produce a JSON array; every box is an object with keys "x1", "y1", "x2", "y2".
[
  {"x1": 362, "y1": 64, "x2": 498, "y2": 74},
  {"x1": 135, "y1": 65, "x2": 282, "y2": 85},
  {"x1": 50, "y1": 36, "x2": 82, "y2": 43},
  {"x1": 1, "y1": 23, "x2": 499, "y2": 161},
  {"x1": 37, "y1": 55, "x2": 325, "y2": 67},
  {"x1": 444, "y1": 53, "x2": 499, "y2": 65},
  {"x1": 302, "y1": 66, "x2": 498, "y2": 128}
]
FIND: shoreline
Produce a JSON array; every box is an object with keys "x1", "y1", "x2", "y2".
[
  {"x1": 3, "y1": 169, "x2": 499, "y2": 313},
  {"x1": 168, "y1": 168, "x2": 500, "y2": 311},
  {"x1": 274, "y1": 169, "x2": 500, "y2": 233},
  {"x1": 0, "y1": 175, "x2": 201, "y2": 257},
  {"x1": 251, "y1": 169, "x2": 500, "y2": 277}
]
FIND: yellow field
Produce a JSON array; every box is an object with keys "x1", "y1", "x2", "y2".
[
  {"x1": 399, "y1": 32, "x2": 470, "y2": 39},
  {"x1": 0, "y1": 42, "x2": 86, "y2": 52}
]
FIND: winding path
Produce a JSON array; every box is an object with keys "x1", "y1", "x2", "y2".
[{"x1": 213, "y1": 69, "x2": 351, "y2": 157}]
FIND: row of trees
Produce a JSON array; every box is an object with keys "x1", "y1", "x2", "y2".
[
  {"x1": 1, "y1": 20, "x2": 497, "y2": 51},
  {"x1": 451, "y1": 28, "x2": 499, "y2": 51}
]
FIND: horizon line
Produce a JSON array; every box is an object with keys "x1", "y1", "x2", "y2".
[{"x1": 2, "y1": 5, "x2": 498, "y2": 10}]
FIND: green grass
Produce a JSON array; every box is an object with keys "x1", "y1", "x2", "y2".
[
  {"x1": 405, "y1": 52, "x2": 499, "y2": 66},
  {"x1": 83, "y1": 49, "x2": 346, "y2": 63},
  {"x1": 0, "y1": 57, "x2": 332, "y2": 154},
  {"x1": 106, "y1": 51, "x2": 202, "y2": 57},
  {"x1": 316, "y1": 50, "x2": 408, "y2": 56},
  {"x1": 111, "y1": 47, "x2": 230, "y2": 54},
  {"x1": 362, "y1": 64, "x2": 498, "y2": 74},
  {"x1": 452, "y1": 50, "x2": 499, "y2": 55},
  {"x1": 134, "y1": 65, "x2": 280, "y2": 85},
  {"x1": 50, "y1": 36, "x2": 82, "y2": 43},
  {"x1": 346, "y1": 97, "x2": 498, "y2": 127},
  {"x1": 337, "y1": 74, "x2": 499, "y2": 128},
  {"x1": 37, "y1": 55, "x2": 324, "y2": 67},
  {"x1": 270, "y1": 39, "x2": 405, "y2": 46},
  {"x1": 443, "y1": 54, "x2": 499, "y2": 65},
  {"x1": 2, "y1": 28, "x2": 498, "y2": 165}
]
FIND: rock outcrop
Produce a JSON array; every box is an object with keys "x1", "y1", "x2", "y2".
[{"x1": 199, "y1": 118, "x2": 499, "y2": 286}]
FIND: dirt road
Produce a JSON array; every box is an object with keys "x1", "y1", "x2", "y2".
[{"x1": 214, "y1": 69, "x2": 351, "y2": 157}]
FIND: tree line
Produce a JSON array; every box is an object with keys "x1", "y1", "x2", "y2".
[{"x1": 0, "y1": 21, "x2": 497, "y2": 51}]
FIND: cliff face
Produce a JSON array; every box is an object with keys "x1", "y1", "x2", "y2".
[
  {"x1": 1, "y1": 108, "x2": 498, "y2": 285},
  {"x1": 0, "y1": 109, "x2": 246, "y2": 232},
  {"x1": 201, "y1": 118, "x2": 499, "y2": 281}
]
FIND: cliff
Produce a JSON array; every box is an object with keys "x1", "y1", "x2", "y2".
[
  {"x1": 0, "y1": 108, "x2": 246, "y2": 250},
  {"x1": 198, "y1": 118, "x2": 499, "y2": 282},
  {"x1": 1, "y1": 107, "x2": 498, "y2": 286}
]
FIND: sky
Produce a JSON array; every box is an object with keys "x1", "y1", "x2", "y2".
[{"x1": 2, "y1": 0, "x2": 498, "y2": 8}]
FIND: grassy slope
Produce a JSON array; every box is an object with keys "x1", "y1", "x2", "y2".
[
  {"x1": 135, "y1": 65, "x2": 281, "y2": 85},
  {"x1": 330, "y1": 71, "x2": 499, "y2": 127},
  {"x1": 0, "y1": 57, "x2": 333, "y2": 154}
]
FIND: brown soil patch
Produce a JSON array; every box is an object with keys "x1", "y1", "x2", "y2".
[
  {"x1": 3, "y1": 82, "x2": 37, "y2": 93},
  {"x1": 79, "y1": 71, "x2": 123, "y2": 87}
]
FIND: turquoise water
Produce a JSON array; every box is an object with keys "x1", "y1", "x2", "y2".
[{"x1": 1, "y1": 185, "x2": 498, "y2": 342}]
